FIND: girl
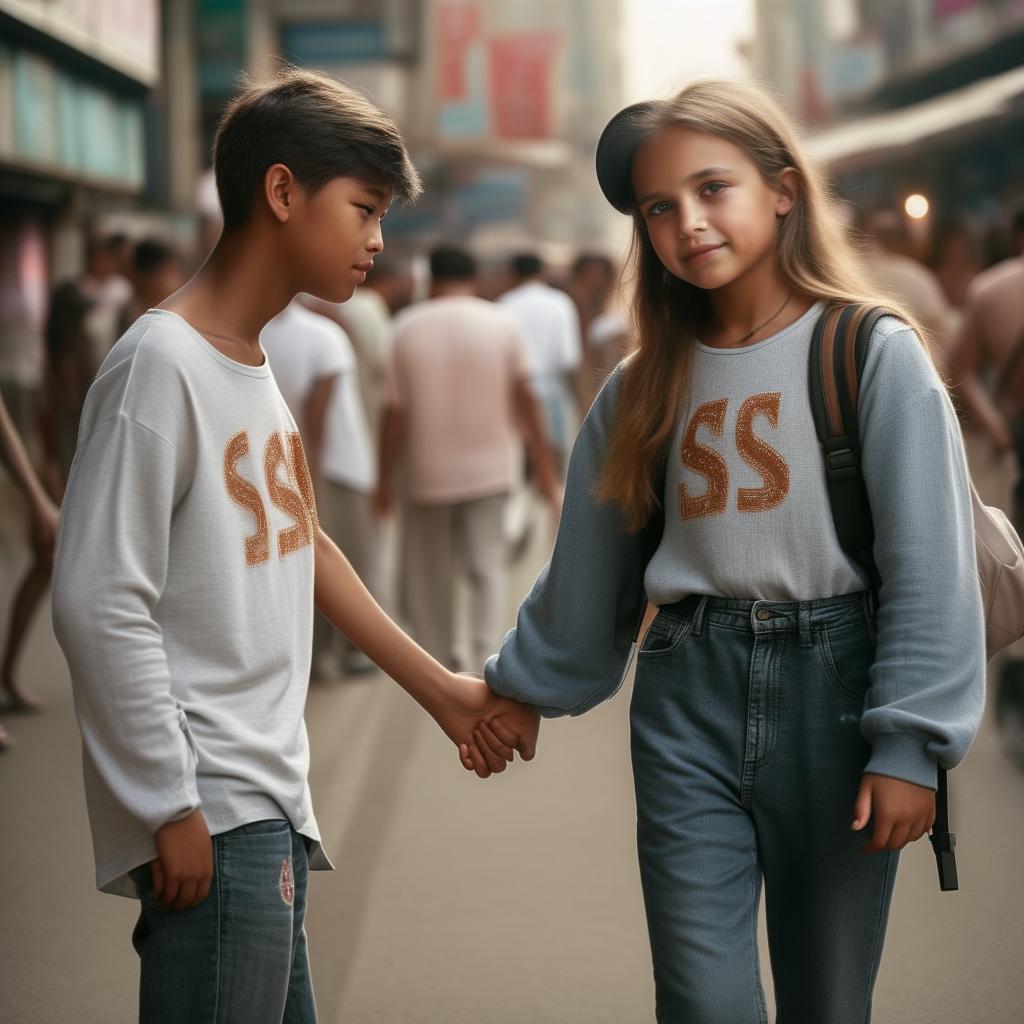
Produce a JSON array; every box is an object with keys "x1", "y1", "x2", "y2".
[{"x1": 467, "y1": 80, "x2": 985, "y2": 1023}]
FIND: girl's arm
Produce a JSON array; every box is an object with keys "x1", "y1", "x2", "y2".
[
  {"x1": 857, "y1": 317, "x2": 986, "y2": 790},
  {"x1": 483, "y1": 366, "x2": 647, "y2": 716}
]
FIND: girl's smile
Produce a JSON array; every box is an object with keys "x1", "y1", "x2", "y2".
[{"x1": 683, "y1": 242, "x2": 726, "y2": 264}]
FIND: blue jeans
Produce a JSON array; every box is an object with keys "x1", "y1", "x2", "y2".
[
  {"x1": 630, "y1": 593, "x2": 898, "y2": 1024},
  {"x1": 130, "y1": 819, "x2": 317, "y2": 1024}
]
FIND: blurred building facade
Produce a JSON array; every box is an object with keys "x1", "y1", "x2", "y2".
[
  {"x1": 0, "y1": 0, "x2": 627, "y2": 434},
  {"x1": 202, "y1": 0, "x2": 625, "y2": 259},
  {"x1": 753, "y1": 0, "x2": 1024, "y2": 254},
  {"x1": 0, "y1": 0, "x2": 158, "y2": 406}
]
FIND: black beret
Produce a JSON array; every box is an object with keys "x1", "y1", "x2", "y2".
[{"x1": 595, "y1": 100, "x2": 667, "y2": 213}]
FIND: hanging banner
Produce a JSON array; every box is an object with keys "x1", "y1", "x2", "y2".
[
  {"x1": 437, "y1": 0, "x2": 481, "y2": 101},
  {"x1": 487, "y1": 33, "x2": 560, "y2": 139}
]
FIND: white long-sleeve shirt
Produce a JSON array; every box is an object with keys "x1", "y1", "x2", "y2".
[{"x1": 52, "y1": 309, "x2": 331, "y2": 897}]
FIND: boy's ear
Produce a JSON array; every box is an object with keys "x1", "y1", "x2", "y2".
[
  {"x1": 264, "y1": 163, "x2": 296, "y2": 224},
  {"x1": 774, "y1": 167, "x2": 799, "y2": 217}
]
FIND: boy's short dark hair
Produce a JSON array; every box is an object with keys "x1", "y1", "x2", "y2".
[
  {"x1": 430, "y1": 246, "x2": 476, "y2": 282},
  {"x1": 510, "y1": 253, "x2": 543, "y2": 280},
  {"x1": 133, "y1": 238, "x2": 179, "y2": 275},
  {"x1": 213, "y1": 66, "x2": 422, "y2": 229}
]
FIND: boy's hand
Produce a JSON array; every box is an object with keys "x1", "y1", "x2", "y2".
[
  {"x1": 432, "y1": 673, "x2": 537, "y2": 778},
  {"x1": 152, "y1": 808, "x2": 213, "y2": 910},
  {"x1": 852, "y1": 772, "x2": 936, "y2": 854}
]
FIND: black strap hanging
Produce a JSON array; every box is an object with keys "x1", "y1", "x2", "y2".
[{"x1": 809, "y1": 303, "x2": 957, "y2": 893}]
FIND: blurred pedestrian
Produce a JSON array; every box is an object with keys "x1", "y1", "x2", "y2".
[
  {"x1": 950, "y1": 206, "x2": 1024, "y2": 520},
  {"x1": 78, "y1": 231, "x2": 133, "y2": 365},
  {"x1": 261, "y1": 299, "x2": 379, "y2": 680},
  {"x1": 39, "y1": 280, "x2": 95, "y2": 496},
  {"x1": 306, "y1": 254, "x2": 411, "y2": 464},
  {"x1": 477, "y1": 80, "x2": 984, "y2": 1022},
  {"x1": 376, "y1": 245, "x2": 559, "y2": 672},
  {"x1": 858, "y1": 208, "x2": 959, "y2": 371},
  {"x1": 120, "y1": 237, "x2": 187, "y2": 332},
  {"x1": 0, "y1": 394, "x2": 59, "y2": 739},
  {"x1": 567, "y1": 252, "x2": 630, "y2": 404},
  {"x1": 498, "y1": 252, "x2": 582, "y2": 476},
  {"x1": 929, "y1": 214, "x2": 984, "y2": 310},
  {"x1": 50, "y1": 69, "x2": 532, "y2": 1024},
  {"x1": 949, "y1": 206, "x2": 1024, "y2": 761}
]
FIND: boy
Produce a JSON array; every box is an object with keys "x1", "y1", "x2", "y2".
[{"x1": 52, "y1": 68, "x2": 537, "y2": 1023}]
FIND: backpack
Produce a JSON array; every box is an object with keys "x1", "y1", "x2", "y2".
[{"x1": 809, "y1": 302, "x2": 1024, "y2": 892}]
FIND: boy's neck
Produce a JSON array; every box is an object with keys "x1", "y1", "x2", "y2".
[{"x1": 159, "y1": 228, "x2": 293, "y2": 365}]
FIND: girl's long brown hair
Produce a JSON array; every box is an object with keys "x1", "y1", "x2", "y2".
[{"x1": 597, "y1": 79, "x2": 925, "y2": 532}]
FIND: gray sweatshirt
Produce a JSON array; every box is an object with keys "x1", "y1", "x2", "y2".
[
  {"x1": 53, "y1": 310, "x2": 331, "y2": 897},
  {"x1": 485, "y1": 306, "x2": 985, "y2": 790}
]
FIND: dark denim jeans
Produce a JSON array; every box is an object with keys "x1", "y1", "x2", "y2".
[
  {"x1": 130, "y1": 819, "x2": 316, "y2": 1024},
  {"x1": 630, "y1": 593, "x2": 898, "y2": 1024}
]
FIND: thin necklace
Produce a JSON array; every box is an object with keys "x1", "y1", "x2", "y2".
[{"x1": 714, "y1": 293, "x2": 792, "y2": 348}]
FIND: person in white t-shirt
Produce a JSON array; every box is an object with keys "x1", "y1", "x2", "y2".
[
  {"x1": 51, "y1": 71, "x2": 538, "y2": 1023},
  {"x1": 376, "y1": 246, "x2": 559, "y2": 672},
  {"x1": 498, "y1": 252, "x2": 582, "y2": 474}
]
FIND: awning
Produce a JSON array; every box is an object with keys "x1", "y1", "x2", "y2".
[{"x1": 805, "y1": 64, "x2": 1024, "y2": 168}]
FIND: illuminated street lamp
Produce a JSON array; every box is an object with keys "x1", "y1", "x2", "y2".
[{"x1": 904, "y1": 194, "x2": 930, "y2": 219}]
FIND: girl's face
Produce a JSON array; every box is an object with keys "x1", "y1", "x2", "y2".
[{"x1": 631, "y1": 125, "x2": 796, "y2": 291}]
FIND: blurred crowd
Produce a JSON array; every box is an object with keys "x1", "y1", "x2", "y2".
[{"x1": 2, "y1": 198, "x2": 1024, "y2": 755}]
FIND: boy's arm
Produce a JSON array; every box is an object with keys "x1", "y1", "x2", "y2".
[
  {"x1": 52, "y1": 414, "x2": 208, "y2": 903},
  {"x1": 312, "y1": 528, "x2": 534, "y2": 775}
]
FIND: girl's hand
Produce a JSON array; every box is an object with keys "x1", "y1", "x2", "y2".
[
  {"x1": 465, "y1": 704, "x2": 541, "y2": 774},
  {"x1": 851, "y1": 772, "x2": 936, "y2": 853}
]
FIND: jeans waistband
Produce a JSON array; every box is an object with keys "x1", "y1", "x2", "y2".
[{"x1": 658, "y1": 591, "x2": 874, "y2": 643}]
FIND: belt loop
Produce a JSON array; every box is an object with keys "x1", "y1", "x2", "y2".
[
  {"x1": 692, "y1": 596, "x2": 708, "y2": 637},
  {"x1": 798, "y1": 603, "x2": 813, "y2": 647},
  {"x1": 863, "y1": 590, "x2": 878, "y2": 622}
]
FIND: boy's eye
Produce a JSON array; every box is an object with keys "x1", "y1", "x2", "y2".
[
  {"x1": 355, "y1": 204, "x2": 374, "y2": 216},
  {"x1": 699, "y1": 181, "x2": 727, "y2": 197}
]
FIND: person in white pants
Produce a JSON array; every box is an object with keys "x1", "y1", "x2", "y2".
[{"x1": 375, "y1": 245, "x2": 559, "y2": 672}]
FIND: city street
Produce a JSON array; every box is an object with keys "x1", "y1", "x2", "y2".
[{"x1": 2, "y1": 448, "x2": 1023, "y2": 1024}]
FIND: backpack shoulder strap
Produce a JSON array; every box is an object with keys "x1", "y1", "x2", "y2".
[
  {"x1": 807, "y1": 302, "x2": 883, "y2": 591},
  {"x1": 808, "y1": 302, "x2": 957, "y2": 892}
]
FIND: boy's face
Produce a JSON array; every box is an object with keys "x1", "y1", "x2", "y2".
[{"x1": 287, "y1": 176, "x2": 390, "y2": 303}]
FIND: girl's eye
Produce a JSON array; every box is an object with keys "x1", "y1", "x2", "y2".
[
  {"x1": 356, "y1": 204, "x2": 374, "y2": 216},
  {"x1": 645, "y1": 201, "x2": 672, "y2": 218},
  {"x1": 700, "y1": 182, "x2": 727, "y2": 198}
]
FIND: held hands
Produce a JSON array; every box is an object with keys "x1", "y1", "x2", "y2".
[
  {"x1": 151, "y1": 808, "x2": 213, "y2": 910},
  {"x1": 852, "y1": 772, "x2": 936, "y2": 854},
  {"x1": 431, "y1": 672, "x2": 539, "y2": 779}
]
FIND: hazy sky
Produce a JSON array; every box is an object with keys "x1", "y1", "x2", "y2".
[{"x1": 623, "y1": 0, "x2": 754, "y2": 102}]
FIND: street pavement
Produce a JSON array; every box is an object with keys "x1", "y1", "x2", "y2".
[{"x1": 1, "y1": 429, "x2": 1022, "y2": 1023}]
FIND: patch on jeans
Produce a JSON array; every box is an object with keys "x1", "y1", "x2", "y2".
[{"x1": 279, "y1": 858, "x2": 295, "y2": 906}]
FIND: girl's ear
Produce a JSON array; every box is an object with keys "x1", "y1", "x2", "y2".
[{"x1": 773, "y1": 167, "x2": 799, "y2": 217}]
